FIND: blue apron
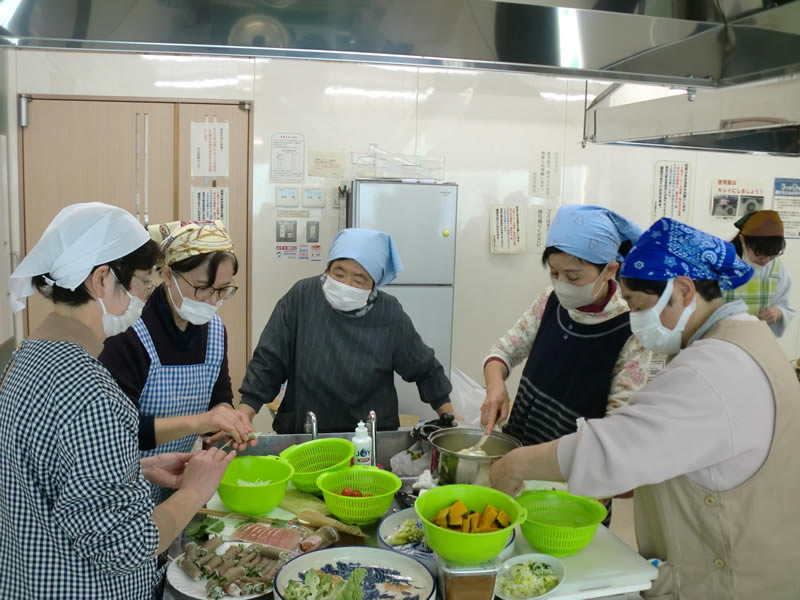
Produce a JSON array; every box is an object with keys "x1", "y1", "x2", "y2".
[{"x1": 134, "y1": 315, "x2": 225, "y2": 503}]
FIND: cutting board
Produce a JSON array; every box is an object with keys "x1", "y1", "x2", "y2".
[{"x1": 513, "y1": 526, "x2": 657, "y2": 599}]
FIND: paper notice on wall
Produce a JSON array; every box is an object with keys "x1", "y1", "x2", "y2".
[
  {"x1": 532, "y1": 207, "x2": 556, "y2": 250},
  {"x1": 271, "y1": 133, "x2": 305, "y2": 183},
  {"x1": 307, "y1": 149, "x2": 346, "y2": 178},
  {"x1": 529, "y1": 149, "x2": 562, "y2": 199},
  {"x1": 490, "y1": 205, "x2": 526, "y2": 253},
  {"x1": 190, "y1": 187, "x2": 229, "y2": 229},
  {"x1": 774, "y1": 178, "x2": 800, "y2": 238},
  {"x1": 653, "y1": 161, "x2": 691, "y2": 222},
  {"x1": 275, "y1": 244, "x2": 322, "y2": 261},
  {"x1": 274, "y1": 209, "x2": 323, "y2": 260},
  {"x1": 191, "y1": 122, "x2": 229, "y2": 177},
  {"x1": 709, "y1": 178, "x2": 766, "y2": 221}
]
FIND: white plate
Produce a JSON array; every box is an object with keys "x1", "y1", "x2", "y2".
[
  {"x1": 495, "y1": 553, "x2": 566, "y2": 600},
  {"x1": 273, "y1": 546, "x2": 436, "y2": 600},
  {"x1": 167, "y1": 542, "x2": 273, "y2": 600},
  {"x1": 377, "y1": 507, "x2": 516, "y2": 575}
]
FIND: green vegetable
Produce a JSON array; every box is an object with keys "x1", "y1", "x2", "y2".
[
  {"x1": 185, "y1": 516, "x2": 224, "y2": 541},
  {"x1": 386, "y1": 519, "x2": 425, "y2": 546},
  {"x1": 284, "y1": 568, "x2": 366, "y2": 600}
]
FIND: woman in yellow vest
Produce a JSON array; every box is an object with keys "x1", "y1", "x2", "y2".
[{"x1": 722, "y1": 210, "x2": 794, "y2": 337}]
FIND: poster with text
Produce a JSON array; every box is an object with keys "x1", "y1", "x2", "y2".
[
  {"x1": 190, "y1": 187, "x2": 229, "y2": 230},
  {"x1": 307, "y1": 149, "x2": 346, "y2": 178},
  {"x1": 653, "y1": 161, "x2": 691, "y2": 222},
  {"x1": 490, "y1": 205, "x2": 526, "y2": 253},
  {"x1": 271, "y1": 133, "x2": 305, "y2": 183},
  {"x1": 529, "y1": 149, "x2": 562, "y2": 199},
  {"x1": 532, "y1": 207, "x2": 556, "y2": 251},
  {"x1": 774, "y1": 178, "x2": 800, "y2": 238},
  {"x1": 709, "y1": 178, "x2": 766, "y2": 221},
  {"x1": 191, "y1": 122, "x2": 229, "y2": 177}
]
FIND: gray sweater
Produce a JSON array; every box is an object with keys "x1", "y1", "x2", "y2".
[{"x1": 240, "y1": 276, "x2": 452, "y2": 433}]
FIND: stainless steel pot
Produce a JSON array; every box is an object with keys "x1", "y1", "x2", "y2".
[{"x1": 428, "y1": 428, "x2": 522, "y2": 486}]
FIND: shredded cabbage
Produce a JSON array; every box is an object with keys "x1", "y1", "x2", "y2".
[{"x1": 497, "y1": 561, "x2": 560, "y2": 599}]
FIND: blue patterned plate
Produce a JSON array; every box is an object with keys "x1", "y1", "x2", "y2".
[
  {"x1": 273, "y1": 546, "x2": 436, "y2": 600},
  {"x1": 378, "y1": 507, "x2": 516, "y2": 576}
]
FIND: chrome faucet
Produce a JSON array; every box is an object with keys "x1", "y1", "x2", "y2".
[
  {"x1": 366, "y1": 410, "x2": 377, "y2": 467},
  {"x1": 305, "y1": 411, "x2": 318, "y2": 440}
]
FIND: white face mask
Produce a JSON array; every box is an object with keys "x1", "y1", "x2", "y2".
[
  {"x1": 629, "y1": 278, "x2": 696, "y2": 355},
  {"x1": 323, "y1": 276, "x2": 371, "y2": 312},
  {"x1": 741, "y1": 245, "x2": 771, "y2": 278},
  {"x1": 167, "y1": 270, "x2": 221, "y2": 325},
  {"x1": 98, "y1": 271, "x2": 144, "y2": 337},
  {"x1": 551, "y1": 265, "x2": 607, "y2": 310}
]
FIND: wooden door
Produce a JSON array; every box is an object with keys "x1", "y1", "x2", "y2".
[
  {"x1": 177, "y1": 104, "x2": 250, "y2": 402},
  {"x1": 21, "y1": 99, "x2": 175, "y2": 333}
]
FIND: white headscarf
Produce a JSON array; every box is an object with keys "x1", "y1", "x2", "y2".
[{"x1": 9, "y1": 202, "x2": 149, "y2": 312}]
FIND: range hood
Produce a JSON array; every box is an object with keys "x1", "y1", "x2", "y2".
[
  {"x1": 2, "y1": 0, "x2": 800, "y2": 155},
  {"x1": 1, "y1": 0, "x2": 799, "y2": 88},
  {"x1": 583, "y1": 77, "x2": 800, "y2": 156}
]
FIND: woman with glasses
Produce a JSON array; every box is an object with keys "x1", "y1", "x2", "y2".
[
  {"x1": 100, "y1": 219, "x2": 254, "y2": 502},
  {"x1": 723, "y1": 210, "x2": 795, "y2": 337}
]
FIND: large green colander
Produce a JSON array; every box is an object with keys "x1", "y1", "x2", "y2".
[
  {"x1": 518, "y1": 490, "x2": 607, "y2": 557},
  {"x1": 316, "y1": 467, "x2": 402, "y2": 525},
  {"x1": 279, "y1": 438, "x2": 355, "y2": 493}
]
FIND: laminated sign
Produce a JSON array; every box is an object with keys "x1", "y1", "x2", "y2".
[{"x1": 490, "y1": 205, "x2": 525, "y2": 254}]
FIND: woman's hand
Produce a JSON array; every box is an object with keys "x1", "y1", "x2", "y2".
[
  {"x1": 141, "y1": 452, "x2": 194, "y2": 489},
  {"x1": 198, "y1": 404, "x2": 256, "y2": 451},
  {"x1": 758, "y1": 306, "x2": 782, "y2": 325},
  {"x1": 178, "y1": 447, "x2": 236, "y2": 501},
  {"x1": 490, "y1": 452, "x2": 523, "y2": 497},
  {"x1": 481, "y1": 381, "x2": 510, "y2": 433}
]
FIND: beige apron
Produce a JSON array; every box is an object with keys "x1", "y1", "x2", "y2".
[{"x1": 634, "y1": 318, "x2": 800, "y2": 600}]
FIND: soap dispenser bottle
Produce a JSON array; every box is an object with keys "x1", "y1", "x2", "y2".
[{"x1": 352, "y1": 421, "x2": 372, "y2": 466}]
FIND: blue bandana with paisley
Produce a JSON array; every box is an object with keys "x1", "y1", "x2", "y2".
[{"x1": 620, "y1": 218, "x2": 753, "y2": 291}]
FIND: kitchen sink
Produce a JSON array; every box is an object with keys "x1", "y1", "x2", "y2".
[{"x1": 234, "y1": 429, "x2": 416, "y2": 472}]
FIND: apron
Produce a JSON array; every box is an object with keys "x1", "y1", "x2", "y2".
[
  {"x1": 503, "y1": 292, "x2": 631, "y2": 446},
  {"x1": 722, "y1": 257, "x2": 781, "y2": 316},
  {"x1": 134, "y1": 315, "x2": 225, "y2": 504}
]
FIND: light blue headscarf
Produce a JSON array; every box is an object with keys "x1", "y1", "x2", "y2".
[
  {"x1": 546, "y1": 204, "x2": 644, "y2": 264},
  {"x1": 328, "y1": 228, "x2": 404, "y2": 287}
]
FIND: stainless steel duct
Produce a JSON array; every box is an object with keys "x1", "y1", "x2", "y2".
[{"x1": 0, "y1": 0, "x2": 798, "y2": 88}]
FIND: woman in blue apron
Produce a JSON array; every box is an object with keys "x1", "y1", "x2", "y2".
[
  {"x1": 481, "y1": 205, "x2": 653, "y2": 521},
  {"x1": 100, "y1": 220, "x2": 254, "y2": 503}
]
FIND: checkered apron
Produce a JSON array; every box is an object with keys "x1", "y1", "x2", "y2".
[
  {"x1": 723, "y1": 258, "x2": 780, "y2": 316},
  {"x1": 134, "y1": 315, "x2": 225, "y2": 504}
]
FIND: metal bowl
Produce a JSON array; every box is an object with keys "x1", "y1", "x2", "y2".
[{"x1": 429, "y1": 428, "x2": 522, "y2": 486}]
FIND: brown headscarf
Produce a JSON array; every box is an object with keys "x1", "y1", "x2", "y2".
[{"x1": 735, "y1": 210, "x2": 784, "y2": 237}]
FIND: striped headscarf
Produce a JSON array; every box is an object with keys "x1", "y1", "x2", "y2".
[{"x1": 148, "y1": 220, "x2": 234, "y2": 266}]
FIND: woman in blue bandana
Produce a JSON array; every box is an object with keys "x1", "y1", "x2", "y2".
[
  {"x1": 238, "y1": 228, "x2": 453, "y2": 433},
  {"x1": 490, "y1": 219, "x2": 800, "y2": 600},
  {"x1": 481, "y1": 205, "x2": 653, "y2": 455}
]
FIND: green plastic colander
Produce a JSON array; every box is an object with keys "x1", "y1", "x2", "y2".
[
  {"x1": 279, "y1": 438, "x2": 355, "y2": 493},
  {"x1": 217, "y1": 455, "x2": 294, "y2": 515},
  {"x1": 316, "y1": 467, "x2": 402, "y2": 525},
  {"x1": 518, "y1": 490, "x2": 607, "y2": 557}
]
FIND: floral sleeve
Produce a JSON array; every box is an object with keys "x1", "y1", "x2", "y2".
[
  {"x1": 606, "y1": 334, "x2": 653, "y2": 414},
  {"x1": 483, "y1": 289, "x2": 553, "y2": 375}
]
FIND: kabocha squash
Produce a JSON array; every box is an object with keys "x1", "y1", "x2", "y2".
[{"x1": 432, "y1": 501, "x2": 511, "y2": 534}]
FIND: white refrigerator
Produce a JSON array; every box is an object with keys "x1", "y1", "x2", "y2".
[{"x1": 347, "y1": 180, "x2": 457, "y2": 421}]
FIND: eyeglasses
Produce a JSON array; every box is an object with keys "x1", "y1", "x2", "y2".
[
  {"x1": 133, "y1": 274, "x2": 156, "y2": 298},
  {"x1": 174, "y1": 271, "x2": 238, "y2": 302}
]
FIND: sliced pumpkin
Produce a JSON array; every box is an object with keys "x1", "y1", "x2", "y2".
[
  {"x1": 478, "y1": 504, "x2": 499, "y2": 530},
  {"x1": 435, "y1": 508, "x2": 449, "y2": 528},
  {"x1": 469, "y1": 512, "x2": 481, "y2": 533},
  {"x1": 460, "y1": 516, "x2": 470, "y2": 532},
  {"x1": 495, "y1": 509, "x2": 510, "y2": 528},
  {"x1": 449, "y1": 500, "x2": 468, "y2": 520},
  {"x1": 447, "y1": 511, "x2": 463, "y2": 528}
]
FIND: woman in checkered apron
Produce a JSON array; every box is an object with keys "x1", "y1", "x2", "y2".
[
  {"x1": 723, "y1": 210, "x2": 795, "y2": 337},
  {"x1": 1, "y1": 203, "x2": 235, "y2": 600},
  {"x1": 100, "y1": 220, "x2": 255, "y2": 504}
]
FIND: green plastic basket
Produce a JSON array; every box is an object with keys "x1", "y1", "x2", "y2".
[
  {"x1": 316, "y1": 467, "x2": 402, "y2": 525},
  {"x1": 414, "y1": 484, "x2": 527, "y2": 566},
  {"x1": 218, "y1": 456, "x2": 294, "y2": 515},
  {"x1": 279, "y1": 438, "x2": 355, "y2": 494},
  {"x1": 518, "y1": 490, "x2": 607, "y2": 557}
]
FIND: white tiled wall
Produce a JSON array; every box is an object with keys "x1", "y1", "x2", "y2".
[{"x1": 7, "y1": 49, "x2": 800, "y2": 407}]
